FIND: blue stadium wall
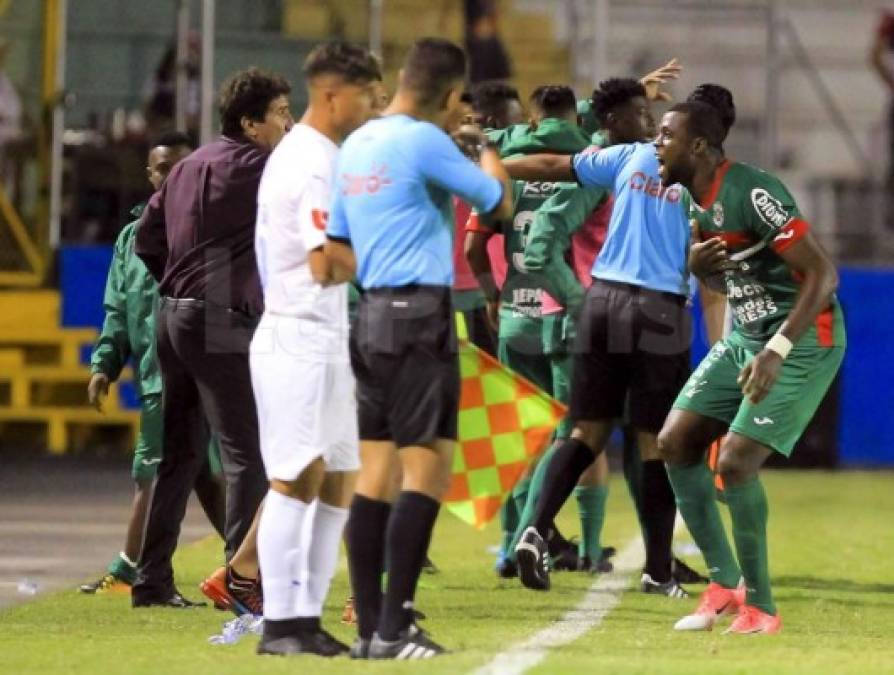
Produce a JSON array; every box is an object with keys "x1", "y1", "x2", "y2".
[{"x1": 60, "y1": 246, "x2": 894, "y2": 467}]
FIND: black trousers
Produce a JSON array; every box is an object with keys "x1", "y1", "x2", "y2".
[{"x1": 133, "y1": 298, "x2": 266, "y2": 599}]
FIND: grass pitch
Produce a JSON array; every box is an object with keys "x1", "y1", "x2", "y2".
[{"x1": 3, "y1": 471, "x2": 893, "y2": 674}]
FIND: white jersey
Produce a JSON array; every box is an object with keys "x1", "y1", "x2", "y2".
[{"x1": 255, "y1": 123, "x2": 348, "y2": 361}]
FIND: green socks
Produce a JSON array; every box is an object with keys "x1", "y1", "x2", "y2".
[
  {"x1": 107, "y1": 551, "x2": 137, "y2": 584},
  {"x1": 574, "y1": 485, "x2": 608, "y2": 560},
  {"x1": 511, "y1": 476, "x2": 532, "y2": 520},
  {"x1": 666, "y1": 462, "x2": 741, "y2": 589},
  {"x1": 499, "y1": 494, "x2": 520, "y2": 557},
  {"x1": 507, "y1": 445, "x2": 557, "y2": 561},
  {"x1": 724, "y1": 478, "x2": 775, "y2": 615}
]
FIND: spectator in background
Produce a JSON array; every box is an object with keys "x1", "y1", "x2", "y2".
[
  {"x1": 144, "y1": 35, "x2": 201, "y2": 140},
  {"x1": 0, "y1": 38, "x2": 23, "y2": 198},
  {"x1": 870, "y1": 11, "x2": 894, "y2": 226},
  {"x1": 440, "y1": 0, "x2": 512, "y2": 83}
]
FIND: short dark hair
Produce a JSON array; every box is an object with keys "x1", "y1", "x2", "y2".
[
  {"x1": 468, "y1": 80, "x2": 519, "y2": 118},
  {"x1": 303, "y1": 40, "x2": 382, "y2": 84},
  {"x1": 669, "y1": 101, "x2": 726, "y2": 150},
  {"x1": 529, "y1": 84, "x2": 576, "y2": 119},
  {"x1": 150, "y1": 130, "x2": 193, "y2": 150},
  {"x1": 401, "y1": 37, "x2": 467, "y2": 105},
  {"x1": 218, "y1": 67, "x2": 291, "y2": 137},
  {"x1": 687, "y1": 83, "x2": 736, "y2": 140},
  {"x1": 590, "y1": 78, "x2": 646, "y2": 126}
]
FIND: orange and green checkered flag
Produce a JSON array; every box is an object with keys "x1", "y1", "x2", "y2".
[{"x1": 444, "y1": 338, "x2": 567, "y2": 529}]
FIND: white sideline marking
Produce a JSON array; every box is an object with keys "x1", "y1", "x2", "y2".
[{"x1": 472, "y1": 535, "x2": 644, "y2": 675}]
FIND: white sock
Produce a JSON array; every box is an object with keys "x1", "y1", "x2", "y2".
[
  {"x1": 296, "y1": 501, "x2": 349, "y2": 618},
  {"x1": 257, "y1": 489, "x2": 309, "y2": 621}
]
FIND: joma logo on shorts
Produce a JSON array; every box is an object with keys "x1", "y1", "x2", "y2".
[{"x1": 751, "y1": 188, "x2": 789, "y2": 229}]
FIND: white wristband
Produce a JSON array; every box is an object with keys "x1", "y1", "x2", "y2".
[{"x1": 765, "y1": 333, "x2": 793, "y2": 359}]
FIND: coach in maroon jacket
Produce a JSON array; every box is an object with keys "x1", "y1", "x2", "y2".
[{"x1": 133, "y1": 68, "x2": 292, "y2": 607}]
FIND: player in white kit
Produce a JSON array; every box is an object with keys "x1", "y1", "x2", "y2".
[{"x1": 250, "y1": 41, "x2": 382, "y2": 658}]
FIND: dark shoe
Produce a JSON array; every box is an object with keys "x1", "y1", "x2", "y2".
[
  {"x1": 551, "y1": 538, "x2": 580, "y2": 572},
  {"x1": 578, "y1": 555, "x2": 614, "y2": 574},
  {"x1": 132, "y1": 589, "x2": 206, "y2": 608},
  {"x1": 640, "y1": 573, "x2": 689, "y2": 599},
  {"x1": 350, "y1": 637, "x2": 370, "y2": 659},
  {"x1": 79, "y1": 573, "x2": 130, "y2": 594},
  {"x1": 257, "y1": 630, "x2": 348, "y2": 657},
  {"x1": 515, "y1": 527, "x2": 550, "y2": 591},
  {"x1": 672, "y1": 557, "x2": 709, "y2": 584},
  {"x1": 226, "y1": 567, "x2": 263, "y2": 616},
  {"x1": 368, "y1": 624, "x2": 445, "y2": 660},
  {"x1": 600, "y1": 546, "x2": 617, "y2": 561},
  {"x1": 495, "y1": 556, "x2": 518, "y2": 579},
  {"x1": 421, "y1": 556, "x2": 439, "y2": 575}
]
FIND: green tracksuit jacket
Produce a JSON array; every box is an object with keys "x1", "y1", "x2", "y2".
[{"x1": 90, "y1": 204, "x2": 161, "y2": 397}]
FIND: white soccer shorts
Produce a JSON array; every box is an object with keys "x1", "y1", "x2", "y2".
[{"x1": 250, "y1": 316, "x2": 359, "y2": 481}]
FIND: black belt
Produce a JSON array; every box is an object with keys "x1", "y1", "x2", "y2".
[
  {"x1": 591, "y1": 278, "x2": 687, "y2": 305},
  {"x1": 364, "y1": 284, "x2": 451, "y2": 297},
  {"x1": 159, "y1": 296, "x2": 259, "y2": 319}
]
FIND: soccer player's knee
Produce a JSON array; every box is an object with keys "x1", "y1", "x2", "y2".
[
  {"x1": 656, "y1": 428, "x2": 684, "y2": 465},
  {"x1": 716, "y1": 441, "x2": 754, "y2": 485}
]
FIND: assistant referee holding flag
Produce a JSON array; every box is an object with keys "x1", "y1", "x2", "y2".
[{"x1": 326, "y1": 38, "x2": 512, "y2": 659}]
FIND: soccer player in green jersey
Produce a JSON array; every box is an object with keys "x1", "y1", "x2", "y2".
[
  {"x1": 654, "y1": 101, "x2": 845, "y2": 635},
  {"x1": 466, "y1": 85, "x2": 610, "y2": 576}
]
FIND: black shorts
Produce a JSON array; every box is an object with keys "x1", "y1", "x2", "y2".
[
  {"x1": 570, "y1": 279, "x2": 691, "y2": 434},
  {"x1": 350, "y1": 286, "x2": 460, "y2": 447}
]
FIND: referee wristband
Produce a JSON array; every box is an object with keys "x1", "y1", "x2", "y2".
[{"x1": 765, "y1": 333, "x2": 793, "y2": 359}]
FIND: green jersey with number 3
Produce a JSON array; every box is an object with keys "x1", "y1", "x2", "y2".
[{"x1": 688, "y1": 160, "x2": 844, "y2": 351}]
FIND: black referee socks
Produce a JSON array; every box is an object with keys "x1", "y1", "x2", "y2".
[
  {"x1": 377, "y1": 491, "x2": 440, "y2": 641},
  {"x1": 641, "y1": 459, "x2": 677, "y2": 583},
  {"x1": 532, "y1": 438, "x2": 597, "y2": 536},
  {"x1": 345, "y1": 494, "x2": 391, "y2": 640}
]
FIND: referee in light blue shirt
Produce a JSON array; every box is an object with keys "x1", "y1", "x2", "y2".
[
  {"x1": 325, "y1": 38, "x2": 512, "y2": 659},
  {"x1": 500, "y1": 96, "x2": 694, "y2": 594}
]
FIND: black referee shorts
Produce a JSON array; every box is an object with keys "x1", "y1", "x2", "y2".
[
  {"x1": 350, "y1": 285, "x2": 460, "y2": 447},
  {"x1": 570, "y1": 279, "x2": 691, "y2": 434}
]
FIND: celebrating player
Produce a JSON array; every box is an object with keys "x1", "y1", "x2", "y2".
[
  {"x1": 250, "y1": 42, "x2": 382, "y2": 657},
  {"x1": 502, "y1": 77, "x2": 692, "y2": 598},
  {"x1": 465, "y1": 84, "x2": 611, "y2": 578},
  {"x1": 654, "y1": 101, "x2": 845, "y2": 635}
]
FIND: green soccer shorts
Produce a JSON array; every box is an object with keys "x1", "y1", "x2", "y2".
[
  {"x1": 132, "y1": 394, "x2": 223, "y2": 482},
  {"x1": 498, "y1": 314, "x2": 573, "y2": 439},
  {"x1": 673, "y1": 336, "x2": 844, "y2": 456}
]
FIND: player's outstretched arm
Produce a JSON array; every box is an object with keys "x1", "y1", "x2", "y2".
[
  {"x1": 479, "y1": 145, "x2": 514, "y2": 220},
  {"x1": 502, "y1": 154, "x2": 574, "y2": 182},
  {"x1": 738, "y1": 231, "x2": 838, "y2": 404}
]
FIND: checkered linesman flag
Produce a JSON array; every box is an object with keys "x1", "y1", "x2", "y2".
[{"x1": 444, "y1": 330, "x2": 567, "y2": 529}]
